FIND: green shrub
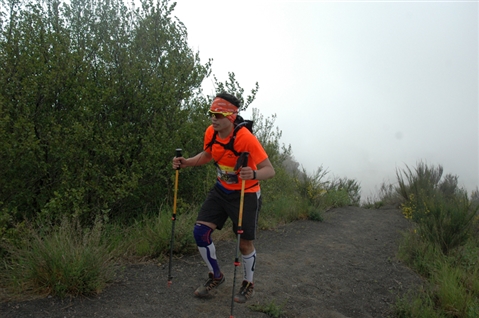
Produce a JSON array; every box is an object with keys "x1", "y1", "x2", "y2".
[
  {"x1": 292, "y1": 167, "x2": 360, "y2": 211},
  {"x1": 396, "y1": 160, "x2": 479, "y2": 318},
  {"x1": 397, "y1": 224, "x2": 479, "y2": 318},
  {"x1": 1, "y1": 217, "x2": 115, "y2": 298},
  {"x1": 416, "y1": 193, "x2": 477, "y2": 255},
  {"x1": 320, "y1": 188, "x2": 351, "y2": 209},
  {"x1": 293, "y1": 166, "x2": 328, "y2": 206},
  {"x1": 125, "y1": 207, "x2": 197, "y2": 259},
  {"x1": 259, "y1": 195, "x2": 309, "y2": 229},
  {"x1": 260, "y1": 162, "x2": 320, "y2": 227},
  {"x1": 249, "y1": 299, "x2": 286, "y2": 318},
  {"x1": 396, "y1": 161, "x2": 444, "y2": 202},
  {"x1": 307, "y1": 206, "x2": 323, "y2": 222},
  {"x1": 394, "y1": 289, "x2": 446, "y2": 318},
  {"x1": 328, "y1": 177, "x2": 361, "y2": 206},
  {"x1": 377, "y1": 181, "x2": 402, "y2": 206},
  {"x1": 472, "y1": 188, "x2": 479, "y2": 207},
  {"x1": 433, "y1": 262, "x2": 471, "y2": 317},
  {"x1": 363, "y1": 181, "x2": 403, "y2": 209},
  {"x1": 361, "y1": 197, "x2": 384, "y2": 209},
  {"x1": 396, "y1": 162, "x2": 478, "y2": 254},
  {"x1": 0, "y1": 0, "x2": 211, "y2": 225},
  {"x1": 398, "y1": 228, "x2": 442, "y2": 278},
  {"x1": 467, "y1": 305, "x2": 479, "y2": 318}
]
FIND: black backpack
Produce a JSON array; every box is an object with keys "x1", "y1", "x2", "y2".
[{"x1": 205, "y1": 115, "x2": 254, "y2": 157}]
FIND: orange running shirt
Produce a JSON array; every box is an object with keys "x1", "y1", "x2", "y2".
[{"x1": 203, "y1": 125, "x2": 268, "y2": 193}]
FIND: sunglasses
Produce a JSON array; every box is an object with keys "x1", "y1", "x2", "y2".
[{"x1": 209, "y1": 111, "x2": 230, "y2": 119}]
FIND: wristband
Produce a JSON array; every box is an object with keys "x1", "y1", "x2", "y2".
[{"x1": 253, "y1": 170, "x2": 257, "y2": 180}]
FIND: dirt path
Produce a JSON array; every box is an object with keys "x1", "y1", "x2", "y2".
[{"x1": 1, "y1": 206, "x2": 422, "y2": 318}]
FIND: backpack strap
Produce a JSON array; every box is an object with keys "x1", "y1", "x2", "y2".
[
  {"x1": 204, "y1": 130, "x2": 219, "y2": 153},
  {"x1": 205, "y1": 123, "x2": 248, "y2": 157}
]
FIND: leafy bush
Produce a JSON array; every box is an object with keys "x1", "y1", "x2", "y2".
[{"x1": 0, "y1": 0, "x2": 211, "y2": 225}]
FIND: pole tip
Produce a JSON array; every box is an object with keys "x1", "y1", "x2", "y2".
[{"x1": 167, "y1": 280, "x2": 172, "y2": 288}]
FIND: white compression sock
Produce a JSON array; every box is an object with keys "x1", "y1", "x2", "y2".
[{"x1": 242, "y1": 249, "x2": 256, "y2": 283}]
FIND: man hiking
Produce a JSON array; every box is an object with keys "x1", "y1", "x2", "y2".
[{"x1": 172, "y1": 92, "x2": 275, "y2": 303}]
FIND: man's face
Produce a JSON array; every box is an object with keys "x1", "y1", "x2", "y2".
[{"x1": 210, "y1": 112, "x2": 232, "y2": 132}]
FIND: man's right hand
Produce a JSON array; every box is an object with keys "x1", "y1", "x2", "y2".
[{"x1": 172, "y1": 157, "x2": 186, "y2": 170}]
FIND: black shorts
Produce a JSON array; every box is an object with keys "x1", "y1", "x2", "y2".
[{"x1": 197, "y1": 185, "x2": 262, "y2": 240}]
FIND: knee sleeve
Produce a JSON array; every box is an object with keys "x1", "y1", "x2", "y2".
[{"x1": 193, "y1": 223, "x2": 213, "y2": 247}]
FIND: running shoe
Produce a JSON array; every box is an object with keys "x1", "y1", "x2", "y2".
[
  {"x1": 234, "y1": 280, "x2": 255, "y2": 303},
  {"x1": 194, "y1": 272, "x2": 225, "y2": 298}
]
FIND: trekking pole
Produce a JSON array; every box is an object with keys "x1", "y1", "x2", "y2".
[
  {"x1": 230, "y1": 152, "x2": 249, "y2": 318},
  {"x1": 167, "y1": 148, "x2": 182, "y2": 287}
]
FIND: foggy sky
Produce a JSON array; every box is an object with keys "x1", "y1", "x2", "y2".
[{"x1": 173, "y1": 0, "x2": 478, "y2": 199}]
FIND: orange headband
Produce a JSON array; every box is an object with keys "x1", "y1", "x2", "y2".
[{"x1": 209, "y1": 98, "x2": 238, "y2": 122}]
